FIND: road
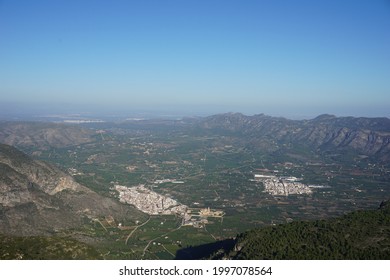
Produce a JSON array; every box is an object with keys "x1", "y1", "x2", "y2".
[
  {"x1": 125, "y1": 216, "x2": 151, "y2": 245},
  {"x1": 141, "y1": 222, "x2": 183, "y2": 259}
]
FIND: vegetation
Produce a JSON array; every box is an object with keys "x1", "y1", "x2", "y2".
[
  {"x1": 224, "y1": 201, "x2": 390, "y2": 259},
  {"x1": 1, "y1": 116, "x2": 390, "y2": 259},
  {"x1": 0, "y1": 234, "x2": 102, "y2": 260}
]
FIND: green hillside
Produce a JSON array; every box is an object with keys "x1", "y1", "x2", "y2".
[
  {"x1": 224, "y1": 201, "x2": 390, "y2": 259},
  {"x1": 0, "y1": 234, "x2": 102, "y2": 260}
]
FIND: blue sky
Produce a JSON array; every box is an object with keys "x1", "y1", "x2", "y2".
[{"x1": 0, "y1": 0, "x2": 389, "y2": 118}]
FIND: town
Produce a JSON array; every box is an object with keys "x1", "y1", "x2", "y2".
[
  {"x1": 115, "y1": 184, "x2": 224, "y2": 228},
  {"x1": 254, "y1": 174, "x2": 321, "y2": 196},
  {"x1": 115, "y1": 184, "x2": 187, "y2": 215}
]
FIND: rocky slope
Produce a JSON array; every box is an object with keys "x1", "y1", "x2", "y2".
[
  {"x1": 196, "y1": 113, "x2": 390, "y2": 161},
  {"x1": 0, "y1": 143, "x2": 146, "y2": 236}
]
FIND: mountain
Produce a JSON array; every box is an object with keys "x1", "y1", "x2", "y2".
[
  {"x1": 0, "y1": 121, "x2": 95, "y2": 150},
  {"x1": 196, "y1": 113, "x2": 390, "y2": 161},
  {"x1": 0, "y1": 143, "x2": 146, "y2": 236}
]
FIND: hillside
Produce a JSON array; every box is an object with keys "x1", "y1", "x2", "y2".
[
  {"x1": 0, "y1": 121, "x2": 95, "y2": 150},
  {"x1": 176, "y1": 201, "x2": 390, "y2": 260},
  {"x1": 224, "y1": 200, "x2": 390, "y2": 259},
  {"x1": 0, "y1": 234, "x2": 102, "y2": 260},
  {"x1": 196, "y1": 113, "x2": 390, "y2": 162},
  {"x1": 0, "y1": 143, "x2": 146, "y2": 236}
]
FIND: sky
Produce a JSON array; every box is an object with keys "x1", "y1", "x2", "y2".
[{"x1": 0, "y1": 0, "x2": 389, "y2": 118}]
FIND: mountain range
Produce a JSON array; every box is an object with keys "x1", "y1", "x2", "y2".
[
  {"x1": 195, "y1": 113, "x2": 390, "y2": 161},
  {"x1": 1, "y1": 113, "x2": 390, "y2": 162}
]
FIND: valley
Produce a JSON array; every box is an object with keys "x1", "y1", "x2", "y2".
[{"x1": 0, "y1": 113, "x2": 389, "y2": 259}]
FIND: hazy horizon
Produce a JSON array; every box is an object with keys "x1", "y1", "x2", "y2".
[
  {"x1": 1, "y1": 101, "x2": 389, "y2": 122},
  {"x1": 1, "y1": 1, "x2": 389, "y2": 120}
]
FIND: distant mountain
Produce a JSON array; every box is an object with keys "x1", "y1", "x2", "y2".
[
  {"x1": 196, "y1": 113, "x2": 390, "y2": 161},
  {"x1": 0, "y1": 122, "x2": 95, "y2": 150},
  {"x1": 0, "y1": 143, "x2": 146, "y2": 236},
  {"x1": 41, "y1": 112, "x2": 388, "y2": 162}
]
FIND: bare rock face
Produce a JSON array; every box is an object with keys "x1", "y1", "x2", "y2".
[
  {"x1": 297, "y1": 117, "x2": 390, "y2": 160},
  {"x1": 0, "y1": 143, "x2": 146, "y2": 236},
  {"x1": 0, "y1": 144, "x2": 79, "y2": 197},
  {"x1": 0, "y1": 163, "x2": 32, "y2": 207}
]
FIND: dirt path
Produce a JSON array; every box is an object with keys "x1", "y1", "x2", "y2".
[
  {"x1": 141, "y1": 223, "x2": 183, "y2": 259},
  {"x1": 125, "y1": 216, "x2": 151, "y2": 245}
]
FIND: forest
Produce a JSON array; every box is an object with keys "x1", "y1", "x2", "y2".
[{"x1": 221, "y1": 200, "x2": 390, "y2": 259}]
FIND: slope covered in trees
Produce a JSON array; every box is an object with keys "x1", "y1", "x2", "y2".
[
  {"x1": 0, "y1": 234, "x2": 102, "y2": 260},
  {"x1": 224, "y1": 201, "x2": 390, "y2": 259}
]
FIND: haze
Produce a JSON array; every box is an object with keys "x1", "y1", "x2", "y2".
[{"x1": 0, "y1": 0, "x2": 389, "y2": 119}]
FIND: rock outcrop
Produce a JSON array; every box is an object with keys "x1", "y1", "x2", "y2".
[{"x1": 0, "y1": 143, "x2": 146, "y2": 236}]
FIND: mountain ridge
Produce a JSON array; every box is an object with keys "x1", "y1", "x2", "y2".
[
  {"x1": 0, "y1": 121, "x2": 95, "y2": 150},
  {"x1": 196, "y1": 113, "x2": 390, "y2": 161}
]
